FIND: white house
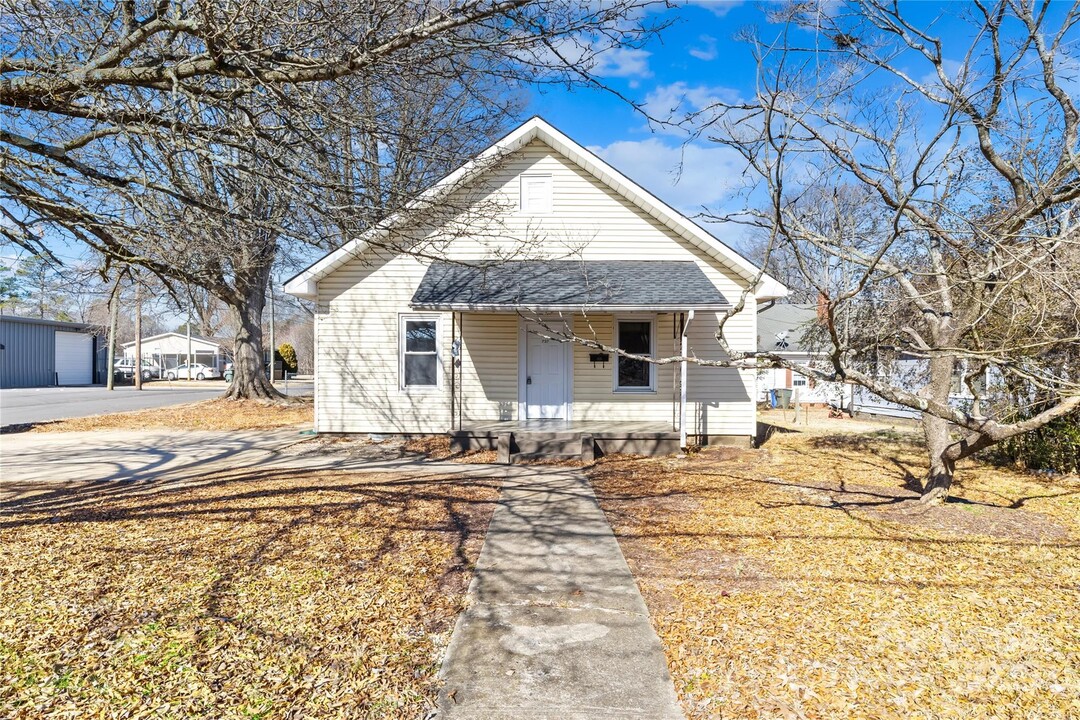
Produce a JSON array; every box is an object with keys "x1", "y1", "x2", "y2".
[
  {"x1": 755, "y1": 303, "x2": 989, "y2": 420},
  {"x1": 122, "y1": 332, "x2": 229, "y2": 373},
  {"x1": 285, "y1": 117, "x2": 786, "y2": 456}
]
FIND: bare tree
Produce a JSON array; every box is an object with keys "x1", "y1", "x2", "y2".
[
  {"x1": 685, "y1": 0, "x2": 1080, "y2": 502},
  {"x1": 1, "y1": 0, "x2": 667, "y2": 398}
]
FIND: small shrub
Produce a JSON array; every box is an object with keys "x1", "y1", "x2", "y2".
[
  {"x1": 277, "y1": 343, "x2": 298, "y2": 373},
  {"x1": 985, "y1": 411, "x2": 1080, "y2": 474}
]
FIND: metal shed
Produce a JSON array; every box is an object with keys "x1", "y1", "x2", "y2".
[{"x1": 0, "y1": 315, "x2": 106, "y2": 388}]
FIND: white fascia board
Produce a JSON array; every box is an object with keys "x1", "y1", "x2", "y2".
[
  {"x1": 120, "y1": 331, "x2": 187, "y2": 347},
  {"x1": 754, "y1": 275, "x2": 789, "y2": 301}
]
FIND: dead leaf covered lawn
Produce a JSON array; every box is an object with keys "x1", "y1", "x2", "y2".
[
  {"x1": 590, "y1": 432, "x2": 1080, "y2": 720},
  {"x1": 0, "y1": 468, "x2": 498, "y2": 719},
  {"x1": 28, "y1": 397, "x2": 314, "y2": 433}
]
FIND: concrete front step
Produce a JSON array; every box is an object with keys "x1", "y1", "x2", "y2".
[
  {"x1": 497, "y1": 432, "x2": 596, "y2": 464},
  {"x1": 513, "y1": 435, "x2": 583, "y2": 455}
]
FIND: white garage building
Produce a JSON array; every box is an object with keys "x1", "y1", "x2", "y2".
[
  {"x1": 122, "y1": 332, "x2": 229, "y2": 373},
  {"x1": 0, "y1": 315, "x2": 106, "y2": 388}
]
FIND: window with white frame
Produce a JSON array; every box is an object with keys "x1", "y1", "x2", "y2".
[
  {"x1": 400, "y1": 316, "x2": 439, "y2": 388},
  {"x1": 519, "y1": 174, "x2": 552, "y2": 215},
  {"x1": 615, "y1": 318, "x2": 655, "y2": 391}
]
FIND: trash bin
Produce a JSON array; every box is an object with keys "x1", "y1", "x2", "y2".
[{"x1": 777, "y1": 388, "x2": 793, "y2": 409}]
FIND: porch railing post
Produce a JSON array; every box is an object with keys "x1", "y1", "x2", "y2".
[{"x1": 680, "y1": 309, "x2": 695, "y2": 449}]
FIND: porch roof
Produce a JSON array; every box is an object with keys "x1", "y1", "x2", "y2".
[{"x1": 410, "y1": 260, "x2": 730, "y2": 312}]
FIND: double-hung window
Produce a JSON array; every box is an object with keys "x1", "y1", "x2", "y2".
[
  {"x1": 401, "y1": 316, "x2": 439, "y2": 389},
  {"x1": 615, "y1": 318, "x2": 655, "y2": 392}
]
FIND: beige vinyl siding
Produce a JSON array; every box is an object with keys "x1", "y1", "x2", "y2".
[
  {"x1": 572, "y1": 313, "x2": 678, "y2": 425},
  {"x1": 315, "y1": 140, "x2": 757, "y2": 437},
  {"x1": 315, "y1": 251, "x2": 451, "y2": 434},
  {"x1": 685, "y1": 309, "x2": 757, "y2": 437},
  {"x1": 458, "y1": 313, "x2": 518, "y2": 421}
]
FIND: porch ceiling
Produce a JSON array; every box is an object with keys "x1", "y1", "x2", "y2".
[{"x1": 410, "y1": 260, "x2": 730, "y2": 312}]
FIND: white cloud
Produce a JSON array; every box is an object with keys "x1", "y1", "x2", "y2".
[
  {"x1": 593, "y1": 47, "x2": 653, "y2": 79},
  {"x1": 588, "y1": 137, "x2": 749, "y2": 214},
  {"x1": 688, "y1": 34, "x2": 718, "y2": 61},
  {"x1": 527, "y1": 38, "x2": 652, "y2": 80},
  {"x1": 686, "y1": 0, "x2": 747, "y2": 18},
  {"x1": 641, "y1": 81, "x2": 742, "y2": 131}
]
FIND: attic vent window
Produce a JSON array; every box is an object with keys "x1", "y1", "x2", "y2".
[{"x1": 520, "y1": 174, "x2": 552, "y2": 215}]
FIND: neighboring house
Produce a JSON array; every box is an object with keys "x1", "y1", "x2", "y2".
[
  {"x1": 753, "y1": 303, "x2": 990, "y2": 420},
  {"x1": 122, "y1": 332, "x2": 229, "y2": 373},
  {"x1": 755, "y1": 303, "x2": 823, "y2": 402},
  {"x1": 285, "y1": 117, "x2": 786, "y2": 450},
  {"x1": 0, "y1": 315, "x2": 106, "y2": 388}
]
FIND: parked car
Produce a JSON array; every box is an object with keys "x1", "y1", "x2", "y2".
[
  {"x1": 113, "y1": 359, "x2": 161, "y2": 381},
  {"x1": 165, "y1": 363, "x2": 221, "y2": 381}
]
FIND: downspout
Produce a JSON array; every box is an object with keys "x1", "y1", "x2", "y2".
[
  {"x1": 672, "y1": 313, "x2": 679, "y2": 431},
  {"x1": 450, "y1": 311, "x2": 457, "y2": 432},
  {"x1": 680, "y1": 309, "x2": 695, "y2": 449}
]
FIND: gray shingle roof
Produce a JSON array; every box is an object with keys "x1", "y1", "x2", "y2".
[
  {"x1": 410, "y1": 261, "x2": 729, "y2": 311},
  {"x1": 756, "y1": 303, "x2": 820, "y2": 353}
]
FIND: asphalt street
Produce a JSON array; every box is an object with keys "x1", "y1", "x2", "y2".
[{"x1": 0, "y1": 382, "x2": 313, "y2": 427}]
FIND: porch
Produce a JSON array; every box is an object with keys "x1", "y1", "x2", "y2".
[
  {"x1": 451, "y1": 419, "x2": 682, "y2": 463},
  {"x1": 411, "y1": 259, "x2": 749, "y2": 456}
]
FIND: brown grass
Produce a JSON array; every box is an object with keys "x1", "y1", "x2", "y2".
[
  {"x1": 0, "y1": 467, "x2": 499, "y2": 719},
  {"x1": 28, "y1": 397, "x2": 314, "y2": 433},
  {"x1": 590, "y1": 431, "x2": 1080, "y2": 720}
]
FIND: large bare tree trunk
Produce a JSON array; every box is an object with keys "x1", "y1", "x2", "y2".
[
  {"x1": 920, "y1": 354, "x2": 957, "y2": 504},
  {"x1": 224, "y1": 286, "x2": 281, "y2": 401},
  {"x1": 922, "y1": 413, "x2": 957, "y2": 505}
]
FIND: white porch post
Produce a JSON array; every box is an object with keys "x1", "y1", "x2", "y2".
[{"x1": 680, "y1": 310, "x2": 695, "y2": 449}]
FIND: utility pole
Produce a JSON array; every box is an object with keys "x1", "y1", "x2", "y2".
[
  {"x1": 133, "y1": 277, "x2": 143, "y2": 390},
  {"x1": 186, "y1": 310, "x2": 193, "y2": 380},
  {"x1": 105, "y1": 270, "x2": 123, "y2": 391}
]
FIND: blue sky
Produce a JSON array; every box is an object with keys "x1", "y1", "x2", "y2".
[
  {"x1": 523, "y1": 0, "x2": 1075, "y2": 226},
  {"x1": 528, "y1": 1, "x2": 770, "y2": 219}
]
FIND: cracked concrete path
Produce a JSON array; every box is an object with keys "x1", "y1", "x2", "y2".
[{"x1": 436, "y1": 468, "x2": 684, "y2": 720}]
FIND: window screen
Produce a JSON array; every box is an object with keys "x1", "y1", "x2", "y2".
[
  {"x1": 403, "y1": 319, "x2": 438, "y2": 387},
  {"x1": 617, "y1": 320, "x2": 652, "y2": 389}
]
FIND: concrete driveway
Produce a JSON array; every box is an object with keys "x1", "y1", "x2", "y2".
[
  {"x1": 0, "y1": 428, "x2": 310, "y2": 488},
  {"x1": 0, "y1": 381, "x2": 313, "y2": 427},
  {"x1": 0, "y1": 426, "x2": 488, "y2": 497}
]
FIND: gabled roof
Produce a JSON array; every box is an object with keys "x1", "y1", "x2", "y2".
[
  {"x1": 411, "y1": 260, "x2": 729, "y2": 312},
  {"x1": 121, "y1": 331, "x2": 225, "y2": 349},
  {"x1": 283, "y1": 116, "x2": 787, "y2": 302}
]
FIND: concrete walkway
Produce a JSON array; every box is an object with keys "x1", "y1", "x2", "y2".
[{"x1": 436, "y1": 468, "x2": 685, "y2": 720}]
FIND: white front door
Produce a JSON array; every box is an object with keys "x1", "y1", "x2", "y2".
[{"x1": 525, "y1": 323, "x2": 569, "y2": 419}]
